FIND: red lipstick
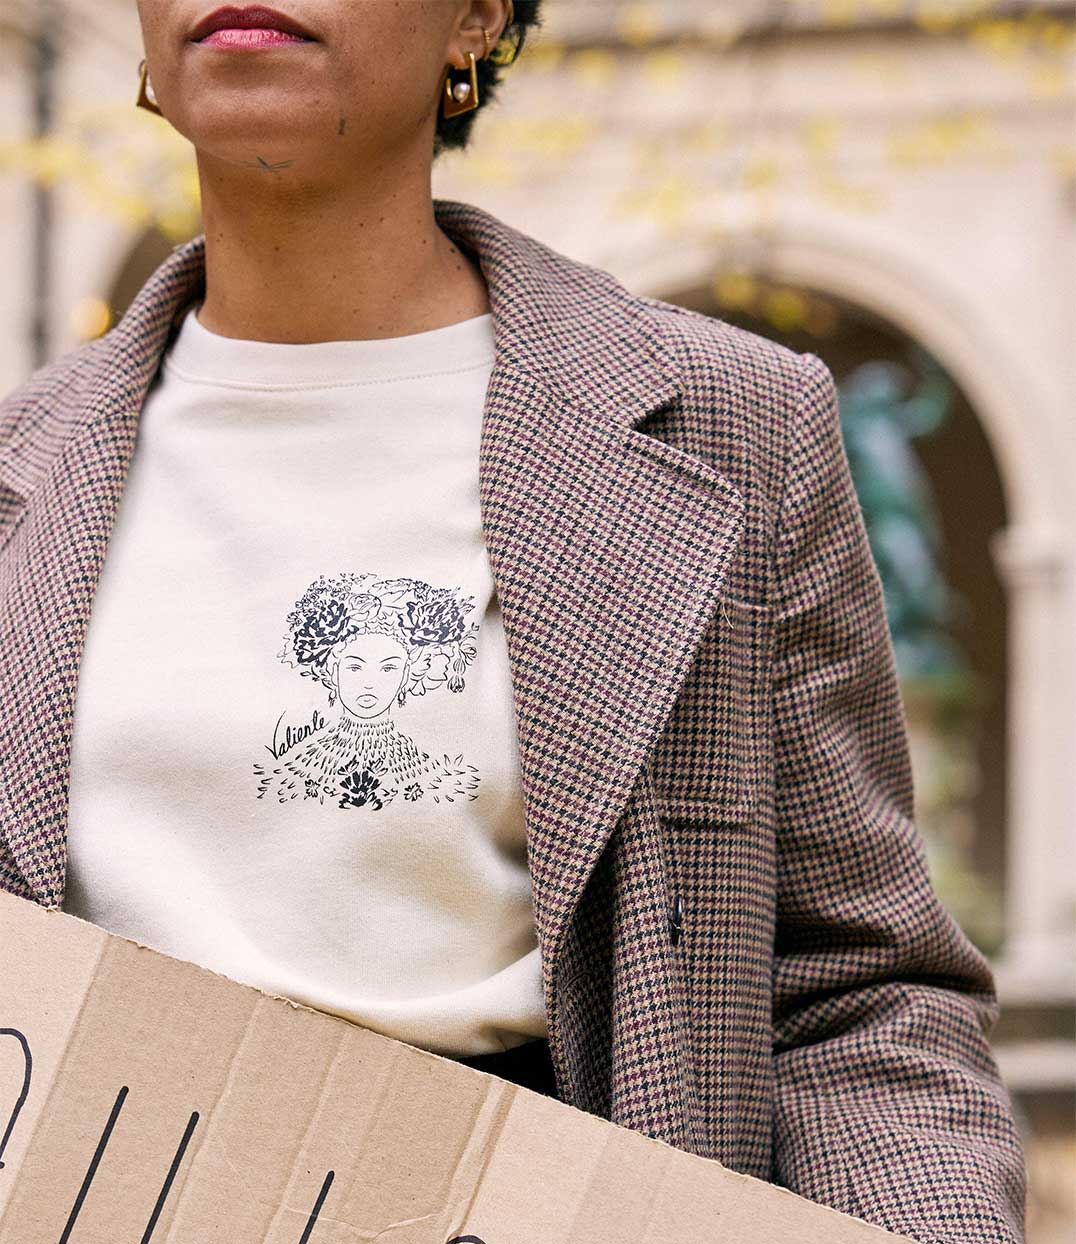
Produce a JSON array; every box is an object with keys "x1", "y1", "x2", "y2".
[{"x1": 190, "y1": 6, "x2": 317, "y2": 48}]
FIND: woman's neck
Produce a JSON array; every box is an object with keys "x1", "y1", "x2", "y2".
[
  {"x1": 336, "y1": 710, "x2": 395, "y2": 737},
  {"x1": 192, "y1": 151, "x2": 490, "y2": 345}
]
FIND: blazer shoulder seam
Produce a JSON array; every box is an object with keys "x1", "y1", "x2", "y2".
[{"x1": 634, "y1": 291, "x2": 809, "y2": 437}]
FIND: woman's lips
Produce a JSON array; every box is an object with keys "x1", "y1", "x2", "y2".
[
  {"x1": 189, "y1": 5, "x2": 318, "y2": 47},
  {"x1": 198, "y1": 26, "x2": 310, "y2": 48}
]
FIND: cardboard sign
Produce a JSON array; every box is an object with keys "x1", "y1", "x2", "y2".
[{"x1": 0, "y1": 890, "x2": 909, "y2": 1243}]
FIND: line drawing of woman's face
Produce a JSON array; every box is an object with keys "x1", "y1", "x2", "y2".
[{"x1": 332, "y1": 632, "x2": 409, "y2": 719}]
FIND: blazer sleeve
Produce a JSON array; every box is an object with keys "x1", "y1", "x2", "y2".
[{"x1": 767, "y1": 351, "x2": 1028, "y2": 1242}]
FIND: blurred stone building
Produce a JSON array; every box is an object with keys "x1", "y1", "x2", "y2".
[{"x1": 0, "y1": 0, "x2": 1073, "y2": 1237}]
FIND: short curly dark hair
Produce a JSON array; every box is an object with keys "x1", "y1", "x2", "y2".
[{"x1": 433, "y1": 0, "x2": 544, "y2": 159}]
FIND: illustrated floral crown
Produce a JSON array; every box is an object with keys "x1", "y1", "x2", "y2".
[{"x1": 279, "y1": 571, "x2": 480, "y2": 702}]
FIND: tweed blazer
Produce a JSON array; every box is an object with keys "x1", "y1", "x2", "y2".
[{"x1": 0, "y1": 198, "x2": 1025, "y2": 1241}]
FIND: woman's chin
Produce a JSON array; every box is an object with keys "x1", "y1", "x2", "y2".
[
  {"x1": 178, "y1": 97, "x2": 331, "y2": 147},
  {"x1": 184, "y1": 125, "x2": 322, "y2": 173},
  {"x1": 344, "y1": 705, "x2": 387, "y2": 720}
]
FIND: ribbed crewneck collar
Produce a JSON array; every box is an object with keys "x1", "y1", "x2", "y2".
[{"x1": 162, "y1": 301, "x2": 496, "y2": 390}]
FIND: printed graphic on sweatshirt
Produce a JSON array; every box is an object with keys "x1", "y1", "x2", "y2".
[{"x1": 254, "y1": 571, "x2": 481, "y2": 809}]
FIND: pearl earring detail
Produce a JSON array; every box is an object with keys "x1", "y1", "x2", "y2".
[{"x1": 442, "y1": 49, "x2": 480, "y2": 119}]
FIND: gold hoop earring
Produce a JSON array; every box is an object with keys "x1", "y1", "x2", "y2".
[
  {"x1": 441, "y1": 49, "x2": 479, "y2": 119},
  {"x1": 136, "y1": 58, "x2": 163, "y2": 116}
]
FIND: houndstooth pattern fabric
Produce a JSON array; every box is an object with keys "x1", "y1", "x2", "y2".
[{"x1": 0, "y1": 197, "x2": 1026, "y2": 1242}]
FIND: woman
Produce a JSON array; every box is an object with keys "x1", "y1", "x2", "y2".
[{"x1": 0, "y1": 3, "x2": 1026, "y2": 1240}]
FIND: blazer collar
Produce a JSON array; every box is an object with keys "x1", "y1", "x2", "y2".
[
  {"x1": 0, "y1": 195, "x2": 682, "y2": 505},
  {"x1": 0, "y1": 198, "x2": 744, "y2": 1024}
]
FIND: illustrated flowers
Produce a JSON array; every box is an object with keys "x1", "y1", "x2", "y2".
[
  {"x1": 338, "y1": 762, "x2": 389, "y2": 810},
  {"x1": 403, "y1": 590, "x2": 469, "y2": 645},
  {"x1": 279, "y1": 572, "x2": 480, "y2": 700}
]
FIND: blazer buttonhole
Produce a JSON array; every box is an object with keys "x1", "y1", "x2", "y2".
[{"x1": 668, "y1": 892, "x2": 684, "y2": 945}]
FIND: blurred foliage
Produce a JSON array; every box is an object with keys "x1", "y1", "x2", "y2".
[
  {"x1": 0, "y1": 106, "x2": 201, "y2": 242},
  {"x1": 0, "y1": 0, "x2": 1071, "y2": 314}
]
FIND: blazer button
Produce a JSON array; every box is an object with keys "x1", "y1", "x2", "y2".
[{"x1": 668, "y1": 892, "x2": 684, "y2": 946}]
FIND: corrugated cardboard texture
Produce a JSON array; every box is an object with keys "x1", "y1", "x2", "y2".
[{"x1": 0, "y1": 890, "x2": 911, "y2": 1243}]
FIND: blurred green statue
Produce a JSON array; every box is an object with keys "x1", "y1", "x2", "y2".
[{"x1": 836, "y1": 347, "x2": 966, "y2": 688}]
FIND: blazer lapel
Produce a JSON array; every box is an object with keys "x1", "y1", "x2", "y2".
[
  {"x1": 0, "y1": 200, "x2": 745, "y2": 1020},
  {"x1": 438, "y1": 200, "x2": 746, "y2": 1008},
  {"x1": 0, "y1": 240, "x2": 201, "y2": 906}
]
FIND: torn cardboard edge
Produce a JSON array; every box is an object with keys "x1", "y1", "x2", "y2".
[{"x1": 0, "y1": 889, "x2": 911, "y2": 1242}]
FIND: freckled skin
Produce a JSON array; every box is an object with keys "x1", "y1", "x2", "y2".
[
  {"x1": 133, "y1": 1, "x2": 506, "y2": 176},
  {"x1": 130, "y1": 0, "x2": 511, "y2": 343}
]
